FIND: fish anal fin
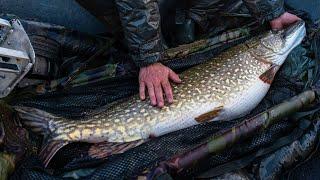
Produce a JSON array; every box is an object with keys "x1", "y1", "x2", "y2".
[
  {"x1": 195, "y1": 106, "x2": 224, "y2": 123},
  {"x1": 39, "y1": 140, "x2": 69, "y2": 167},
  {"x1": 259, "y1": 65, "x2": 280, "y2": 84},
  {"x1": 88, "y1": 140, "x2": 145, "y2": 159}
]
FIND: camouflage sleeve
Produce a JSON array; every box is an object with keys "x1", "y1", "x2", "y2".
[
  {"x1": 115, "y1": 0, "x2": 164, "y2": 67},
  {"x1": 243, "y1": 0, "x2": 285, "y2": 23}
]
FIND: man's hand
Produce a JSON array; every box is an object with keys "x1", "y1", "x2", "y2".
[
  {"x1": 270, "y1": 12, "x2": 301, "y2": 30},
  {"x1": 139, "y1": 63, "x2": 182, "y2": 108}
]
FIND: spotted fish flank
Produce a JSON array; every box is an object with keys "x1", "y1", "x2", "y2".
[{"x1": 14, "y1": 21, "x2": 306, "y2": 167}]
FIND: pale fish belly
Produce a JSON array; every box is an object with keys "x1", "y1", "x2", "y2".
[
  {"x1": 214, "y1": 77, "x2": 270, "y2": 121},
  {"x1": 150, "y1": 101, "x2": 221, "y2": 137}
]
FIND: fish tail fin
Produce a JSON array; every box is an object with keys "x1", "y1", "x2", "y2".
[
  {"x1": 40, "y1": 140, "x2": 69, "y2": 167},
  {"x1": 14, "y1": 106, "x2": 57, "y2": 136},
  {"x1": 14, "y1": 106, "x2": 69, "y2": 167}
]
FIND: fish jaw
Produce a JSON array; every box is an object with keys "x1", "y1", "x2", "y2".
[
  {"x1": 250, "y1": 21, "x2": 306, "y2": 67},
  {"x1": 275, "y1": 21, "x2": 306, "y2": 65},
  {"x1": 281, "y1": 21, "x2": 306, "y2": 55}
]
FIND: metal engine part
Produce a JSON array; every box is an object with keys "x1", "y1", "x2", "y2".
[
  {"x1": 17, "y1": 35, "x2": 61, "y2": 88},
  {"x1": 0, "y1": 18, "x2": 35, "y2": 98},
  {"x1": 30, "y1": 35, "x2": 60, "y2": 77}
]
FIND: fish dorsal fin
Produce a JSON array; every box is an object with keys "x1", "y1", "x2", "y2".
[
  {"x1": 195, "y1": 106, "x2": 224, "y2": 123},
  {"x1": 39, "y1": 140, "x2": 69, "y2": 167},
  {"x1": 259, "y1": 64, "x2": 280, "y2": 84}
]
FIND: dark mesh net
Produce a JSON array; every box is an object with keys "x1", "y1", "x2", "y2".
[
  {"x1": 285, "y1": 150, "x2": 320, "y2": 180},
  {"x1": 11, "y1": 76, "x2": 139, "y2": 119},
  {"x1": 10, "y1": 116, "x2": 296, "y2": 180}
]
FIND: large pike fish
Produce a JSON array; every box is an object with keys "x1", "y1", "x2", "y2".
[{"x1": 15, "y1": 21, "x2": 306, "y2": 166}]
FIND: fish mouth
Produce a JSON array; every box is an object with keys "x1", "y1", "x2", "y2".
[
  {"x1": 281, "y1": 20, "x2": 306, "y2": 54},
  {"x1": 283, "y1": 20, "x2": 305, "y2": 39}
]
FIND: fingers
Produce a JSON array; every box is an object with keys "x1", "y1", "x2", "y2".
[
  {"x1": 169, "y1": 70, "x2": 182, "y2": 84},
  {"x1": 284, "y1": 12, "x2": 301, "y2": 21},
  {"x1": 147, "y1": 82, "x2": 165, "y2": 108},
  {"x1": 139, "y1": 81, "x2": 146, "y2": 100},
  {"x1": 139, "y1": 64, "x2": 181, "y2": 108},
  {"x1": 270, "y1": 20, "x2": 283, "y2": 30},
  {"x1": 162, "y1": 81, "x2": 173, "y2": 104},
  {"x1": 147, "y1": 83, "x2": 157, "y2": 106},
  {"x1": 283, "y1": 14, "x2": 301, "y2": 26},
  {"x1": 154, "y1": 83, "x2": 164, "y2": 108},
  {"x1": 270, "y1": 12, "x2": 301, "y2": 30}
]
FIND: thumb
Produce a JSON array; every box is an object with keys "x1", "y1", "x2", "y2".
[{"x1": 169, "y1": 70, "x2": 182, "y2": 83}]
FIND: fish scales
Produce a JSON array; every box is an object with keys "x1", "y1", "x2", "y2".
[
  {"x1": 50, "y1": 42, "x2": 269, "y2": 143},
  {"x1": 14, "y1": 21, "x2": 306, "y2": 167}
]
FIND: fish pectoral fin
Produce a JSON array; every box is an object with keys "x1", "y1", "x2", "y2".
[
  {"x1": 39, "y1": 140, "x2": 69, "y2": 168},
  {"x1": 88, "y1": 140, "x2": 145, "y2": 159},
  {"x1": 195, "y1": 106, "x2": 224, "y2": 123},
  {"x1": 259, "y1": 65, "x2": 280, "y2": 84}
]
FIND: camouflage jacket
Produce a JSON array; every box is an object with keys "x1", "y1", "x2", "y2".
[{"x1": 77, "y1": 0, "x2": 285, "y2": 67}]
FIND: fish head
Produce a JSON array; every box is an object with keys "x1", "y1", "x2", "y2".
[{"x1": 256, "y1": 20, "x2": 306, "y2": 65}]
